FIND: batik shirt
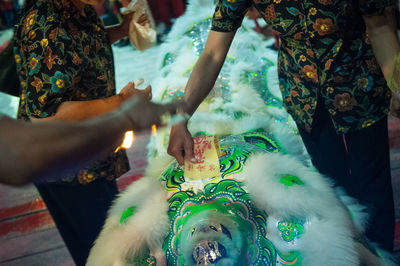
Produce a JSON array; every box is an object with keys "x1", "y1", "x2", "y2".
[
  {"x1": 212, "y1": 0, "x2": 394, "y2": 133},
  {"x1": 14, "y1": 0, "x2": 129, "y2": 184}
]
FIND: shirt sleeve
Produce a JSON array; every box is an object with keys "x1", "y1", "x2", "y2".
[
  {"x1": 358, "y1": 0, "x2": 396, "y2": 16},
  {"x1": 18, "y1": 11, "x2": 82, "y2": 119},
  {"x1": 211, "y1": 0, "x2": 252, "y2": 32}
]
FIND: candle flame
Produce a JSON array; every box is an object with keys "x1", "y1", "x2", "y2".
[
  {"x1": 115, "y1": 131, "x2": 134, "y2": 152},
  {"x1": 152, "y1": 124, "x2": 157, "y2": 136}
]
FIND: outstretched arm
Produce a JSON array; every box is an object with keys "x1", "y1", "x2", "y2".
[
  {"x1": 0, "y1": 95, "x2": 178, "y2": 186},
  {"x1": 183, "y1": 30, "x2": 236, "y2": 115},
  {"x1": 167, "y1": 30, "x2": 236, "y2": 165},
  {"x1": 34, "y1": 83, "x2": 151, "y2": 122}
]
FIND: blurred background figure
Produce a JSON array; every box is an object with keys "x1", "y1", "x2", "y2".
[
  {"x1": 147, "y1": 0, "x2": 186, "y2": 38},
  {"x1": 245, "y1": 6, "x2": 279, "y2": 50},
  {"x1": 0, "y1": 0, "x2": 15, "y2": 28}
]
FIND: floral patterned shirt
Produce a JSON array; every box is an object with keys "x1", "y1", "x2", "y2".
[
  {"x1": 14, "y1": 0, "x2": 129, "y2": 185},
  {"x1": 212, "y1": 0, "x2": 394, "y2": 133}
]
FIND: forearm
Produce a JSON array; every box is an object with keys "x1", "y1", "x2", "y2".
[
  {"x1": 364, "y1": 9, "x2": 400, "y2": 80},
  {"x1": 107, "y1": 24, "x2": 127, "y2": 44},
  {"x1": 183, "y1": 30, "x2": 235, "y2": 115},
  {"x1": 0, "y1": 112, "x2": 130, "y2": 186},
  {"x1": 183, "y1": 53, "x2": 226, "y2": 115},
  {"x1": 37, "y1": 94, "x2": 124, "y2": 122}
]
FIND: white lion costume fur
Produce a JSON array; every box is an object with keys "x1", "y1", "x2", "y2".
[{"x1": 87, "y1": 1, "x2": 396, "y2": 265}]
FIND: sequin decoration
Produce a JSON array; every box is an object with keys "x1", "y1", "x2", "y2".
[
  {"x1": 277, "y1": 220, "x2": 305, "y2": 243},
  {"x1": 241, "y1": 57, "x2": 283, "y2": 109},
  {"x1": 159, "y1": 17, "x2": 240, "y2": 104},
  {"x1": 206, "y1": 63, "x2": 232, "y2": 103},
  {"x1": 146, "y1": 256, "x2": 157, "y2": 265},
  {"x1": 161, "y1": 87, "x2": 185, "y2": 101},
  {"x1": 179, "y1": 57, "x2": 234, "y2": 104},
  {"x1": 162, "y1": 52, "x2": 176, "y2": 67},
  {"x1": 184, "y1": 17, "x2": 213, "y2": 56}
]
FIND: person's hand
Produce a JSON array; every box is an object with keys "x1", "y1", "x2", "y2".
[
  {"x1": 119, "y1": 82, "x2": 152, "y2": 103},
  {"x1": 119, "y1": 11, "x2": 134, "y2": 37},
  {"x1": 120, "y1": 94, "x2": 181, "y2": 131},
  {"x1": 136, "y1": 13, "x2": 149, "y2": 26},
  {"x1": 120, "y1": 11, "x2": 150, "y2": 37},
  {"x1": 167, "y1": 123, "x2": 197, "y2": 166},
  {"x1": 390, "y1": 92, "x2": 400, "y2": 118}
]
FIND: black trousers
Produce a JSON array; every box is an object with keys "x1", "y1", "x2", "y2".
[
  {"x1": 297, "y1": 104, "x2": 395, "y2": 251},
  {"x1": 36, "y1": 178, "x2": 119, "y2": 266}
]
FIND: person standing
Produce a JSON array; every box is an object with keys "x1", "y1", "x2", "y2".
[
  {"x1": 167, "y1": 0, "x2": 399, "y2": 252},
  {"x1": 147, "y1": 0, "x2": 185, "y2": 27},
  {"x1": 13, "y1": 0, "x2": 150, "y2": 264}
]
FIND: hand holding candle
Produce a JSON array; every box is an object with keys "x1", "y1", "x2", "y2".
[{"x1": 115, "y1": 90, "x2": 187, "y2": 151}]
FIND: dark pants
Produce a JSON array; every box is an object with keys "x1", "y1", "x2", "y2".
[
  {"x1": 2, "y1": 10, "x2": 14, "y2": 28},
  {"x1": 297, "y1": 104, "x2": 395, "y2": 252},
  {"x1": 36, "y1": 178, "x2": 119, "y2": 266}
]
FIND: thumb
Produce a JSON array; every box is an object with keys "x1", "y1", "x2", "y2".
[
  {"x1": 124, "y1": 81, "x2": 135, "y2": 90},
  {"x1": 144, "y1": 85, "x2": 152, "y2": 100},
  {"x1": 161, "y1": 101, "x2": 182, "y2": 115}
]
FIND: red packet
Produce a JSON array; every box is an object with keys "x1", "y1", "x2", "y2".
[{"x1": 184, "y1": 135, "x2": 221, "y2": 180}]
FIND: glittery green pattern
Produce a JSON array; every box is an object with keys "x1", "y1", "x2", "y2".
[
  {"x1": 149, "y1": 131, "x2": 302, "y2": 265},
  {"x1": 218, "y1": 146, "x2": 250, "y2": 179},
  {"x1": 219, "y1": 131, "x2": 283, "y2": 179},
  {"x1": 164, "y1": 179, "x2": 277, "y2": 265},
  {"x1": 241, "y1": 132, "x2": 281, "y2": 153},
  {"x1": 277, "y1": 220, "x2": 305, "y2": 242},
  {"x1": 240, "y1": 57, "x2": 283, "y2": 109},
  {"x1": 161, "y1": 164, "x2": 185, "y2": 191}
]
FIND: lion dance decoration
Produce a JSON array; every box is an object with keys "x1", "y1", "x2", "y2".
[{"x1": 87, "y1": 1, "x2": 395, "y2": 265}]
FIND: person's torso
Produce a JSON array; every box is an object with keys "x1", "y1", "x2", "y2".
[
  {"x1": 214, "y1": 0, "x2": 391, "y2": 133},
  {"x1": 15, "y1": 0, "x2": 116, "y2": 119},
  {"x1": 13, "y1": 0, "x2": 128, "y2": 184}
]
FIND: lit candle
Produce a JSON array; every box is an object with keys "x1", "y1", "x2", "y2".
[{"x1": 115, "y1": 131, "x2": 135, "y2": 152}]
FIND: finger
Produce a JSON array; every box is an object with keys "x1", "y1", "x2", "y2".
[
  {"x1": 125, "y1": 81, "x2": 135, "y2": 90},
  {"x1": 161, "y1": 102, "x2": 182, "y2": 116},
  {"x1": 176, "y1": 152, "x2": 185, "y2": 166},
  {"x1": 134, "y1": 78, "x2": 144, "y2": 87},
  {"x1": 144, "y1": 85, "x2": 152, "y2": 100},
  {"x1": 138, "y1": 14, "x2": 149, "y2": 25},
  {"x1": 122, "y1": 10, "x2": 135, "y2": 16},
  {"x1": 120, "y1": 82, "x2": 134, "y2": 96},
  {"x1": 168, "y1": 146, "x2": 185, "y2": 166},
  {"x1": 183, "y1": 138, "x2": 197, "y2": 163}
]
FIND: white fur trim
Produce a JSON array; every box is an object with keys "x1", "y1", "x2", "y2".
[
  {"x1": 86, "y1": 177, "x2": 169, "y2": 266},
  {"x1": 243, "y1": 153, "x2": 360, "y2": 265}
]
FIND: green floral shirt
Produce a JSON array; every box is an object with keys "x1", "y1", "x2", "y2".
[
  {"x1": 212, "y1": 0, "x2": 394, "y2": 133},
  {"x1": 14, "y1": 0, "x2": 129, "y2": 185}
]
